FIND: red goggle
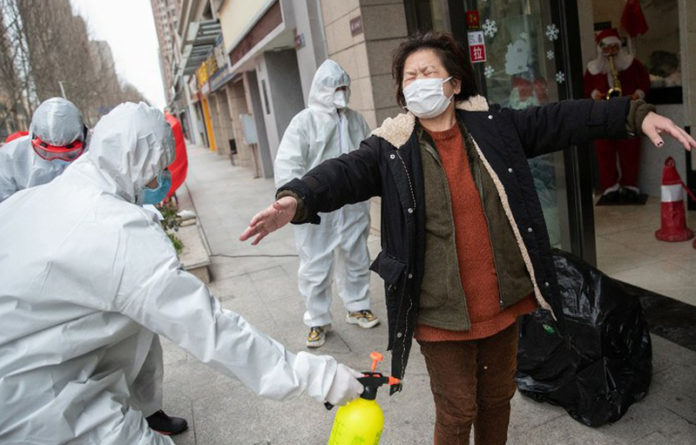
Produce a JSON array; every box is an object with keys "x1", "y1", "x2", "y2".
[{"x1": 31, "y1": 136, "x2": 85, "y2": 162}]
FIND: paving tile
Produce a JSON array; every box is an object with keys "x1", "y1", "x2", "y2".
[
  {"x1": 164, "y1": 358, "x2": 244, "y2": 402},
  {"x1": 162, "y1": 145, "x2": 696, "y2": 445},
  {"x1": 161, "y1": 336, "x2": 190, "y2": 366},
  {"x1": 649, "y1": 359, "x2": 696, "y2": 425},
  {"x1": 595, "y1": 238, "x2": 662, "y2": 275},
  {"x1": 610, "y1": 262, "x2": 696, "y2": 298}
]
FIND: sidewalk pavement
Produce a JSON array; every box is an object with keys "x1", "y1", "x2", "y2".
[{"x1": 163, "y1": 144, "x2": 696, "y2": 444}]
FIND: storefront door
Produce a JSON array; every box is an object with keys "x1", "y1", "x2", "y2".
[
  {"x1": 405, "y1": 0, "x2": 595, "y2": 261},
  {"x1": 472, "y1": 0, "x2": 573, "y2": 251}
]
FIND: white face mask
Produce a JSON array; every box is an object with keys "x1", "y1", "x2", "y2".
[
  {"x1": 333, "y1": 90, "x2": 349, "y2": 109},
  {"x1": 403, "y1": 76, "x2": 453, "y2": 119}
]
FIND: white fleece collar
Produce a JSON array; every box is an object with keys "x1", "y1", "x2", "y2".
[
  {"x1": 371, "y1": 95, "x2": 490, "y2": 148},
  {"x1": 370, "y1": 93, "x2": 553, "y2": 317}
]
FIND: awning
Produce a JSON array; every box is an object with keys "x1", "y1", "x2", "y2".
[{"x1": 180, "y1": 19, "x2": 221, "y2": 76}]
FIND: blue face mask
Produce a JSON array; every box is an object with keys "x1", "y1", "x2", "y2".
[
  {"x1": 142, "y1": 170, "x2": 172, "y2": 205},
  {"x1": 52, "y1": 159, "x2": 72, "y2": 167}
]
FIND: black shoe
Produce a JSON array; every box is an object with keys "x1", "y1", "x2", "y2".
[
  {"x1": 597, "y1": 189, "x2": 621, "y2": 205},
  {"x1": 620, "y1": 187, "x2": 642, "y2": 204},
  {"x1": 146, "y1": 410, "x2": 188, "y2": 435}
]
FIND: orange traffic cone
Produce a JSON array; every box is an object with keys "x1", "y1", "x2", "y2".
[{"x1": 655, "y1": 157, "x2": 694, "y2": 242}]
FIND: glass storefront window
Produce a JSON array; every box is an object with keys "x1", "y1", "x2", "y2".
[
  {"x1": 474, "y1": 0, "x2": 571, "y2": 249},
  {"x1": 404, "y1": 0, "x2": 451, "y2": 34},
  {"x1": 430, "y1": 0, "x2": 449, "y2": 33},
  {"x1": 405, "y1": 0, "x2": 576, "y2": 250}
]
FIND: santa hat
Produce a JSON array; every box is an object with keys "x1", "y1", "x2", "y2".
[{"x1": 595, "y1": 28, "x2": 621, "y2": 46}]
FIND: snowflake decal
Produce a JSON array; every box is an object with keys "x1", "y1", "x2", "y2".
[
  {"x1": 482, "y1": 19, "x2": 497, "y2": 38},
  {"x1": 484, "y1": 65, "x2": 495, "y2": 79},
  {"x1": 546, "y1": 50, "x2": 555, "y2": 60},
  {"x1": 545, "y1": 24, "x2": 560, "y2": 41},
  {"x1": 555, "y1": 71, "x2": 565, "y2": 84}
]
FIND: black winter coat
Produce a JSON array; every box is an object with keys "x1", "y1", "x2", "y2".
[{"x1": 280, "y1": 96, "x2": 630, "y2": 391}]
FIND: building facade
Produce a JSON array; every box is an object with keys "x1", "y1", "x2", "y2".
[
  {"x1": 156, "y1": 0, "x2": 696, "y2": 307},
  {"x1": 151, "y1": 0, "x2": 182, "y2": 106}
]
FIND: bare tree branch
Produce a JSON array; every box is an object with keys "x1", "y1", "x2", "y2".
[{"x1": 0, "y1": 0, "x2": 151, "y2": 135}]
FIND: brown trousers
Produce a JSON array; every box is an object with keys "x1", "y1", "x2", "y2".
[{"x1": 418, "y1": 322, "x2": 519, "y2": 445}]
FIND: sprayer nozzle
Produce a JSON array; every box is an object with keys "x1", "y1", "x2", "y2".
[{"x1": 369, "y1": 351, "x2": 383, "y2": 372}]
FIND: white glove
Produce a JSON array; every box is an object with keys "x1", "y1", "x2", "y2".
[{"x1": 325, "y1": 364, "x2": 364, "y2": 406}]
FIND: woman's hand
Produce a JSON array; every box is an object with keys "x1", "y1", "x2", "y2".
[
  {"x1": 641, "y1": 111, "x2": 696, "y2": 151},
  {"x1": 239, "y1": 196, "x2": 298, "y2": 245}
]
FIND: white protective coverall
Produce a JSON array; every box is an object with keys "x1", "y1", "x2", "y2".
[
  {"x1": 274, "y1": 59, "x2": 372, "y2": 328},
  {"x1": 0, "y1": 97, "x2": 85, "y2": 202},
  {"x1": 0, "y1": 103, "x2": 350, "y2": 444}
]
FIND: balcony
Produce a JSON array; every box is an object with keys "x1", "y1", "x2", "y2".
[{"x1": 178, "y1": 19, "x2": 221, "y2": 76}]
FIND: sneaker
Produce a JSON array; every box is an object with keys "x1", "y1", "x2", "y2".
[
  {"x1": 146, "y1": 410, "x2": 188, "y2": 435},
  {"x1": 346, "y1": 310, "x2": 380, "y2": 329},
  {"x1": 307, "y1": 326, "x2": 328, "y2": 348}
]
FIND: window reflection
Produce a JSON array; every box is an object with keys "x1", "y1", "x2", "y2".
[{"x1": 477, "y1": 0, "x2": 568, "y2": 248}]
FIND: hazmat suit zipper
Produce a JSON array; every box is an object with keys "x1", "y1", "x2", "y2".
[{"x1": 338, "y1": 112, "x2": 345, "y2": 154}]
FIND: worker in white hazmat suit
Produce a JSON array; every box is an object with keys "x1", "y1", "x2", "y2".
[
  {"x1": 0, "y1": 97, "x2": 87, "y2": 203},
  {"x1": 0, "y1": 102, "x2": 363, "y2": 444},
  {"x1": 274, "y1": 59, "x2": 378, "y2": 348},
  {"x1": 0, "y1": 97, "x2": 186, "y2": 435}
]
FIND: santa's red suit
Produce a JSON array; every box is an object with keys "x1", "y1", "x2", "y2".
[{"x1": 584, "y1": 29, "x2": 650, "y2": 194}]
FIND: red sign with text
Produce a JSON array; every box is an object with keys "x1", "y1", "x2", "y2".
[
  {"x1": 466, "y1": 10, "x2": 480, "y2": 28},
  {"x1": 467, "y1": 31, "x2": 486, "y2": 63}
]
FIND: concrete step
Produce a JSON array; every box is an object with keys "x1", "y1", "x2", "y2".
[{"x1": 175, "y1": 220, "x2": 212, "y2": 283}]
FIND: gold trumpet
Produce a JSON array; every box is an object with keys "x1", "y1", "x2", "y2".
[{"x1": 606, "y1": 55, "x2": 623, "y2": 99}]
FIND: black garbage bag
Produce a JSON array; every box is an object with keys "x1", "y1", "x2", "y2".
[{"x1": 515, "y1": 249, "x2": 652, "y2": 427}]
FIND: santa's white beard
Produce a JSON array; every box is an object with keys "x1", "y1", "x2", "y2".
[{"x1": 587, "y1": 47, "x2": 634, "y2": 75}]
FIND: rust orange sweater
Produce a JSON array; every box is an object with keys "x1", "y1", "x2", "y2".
[{"x1": 415, "y1": 123, "x2": 536, "y2": 342}]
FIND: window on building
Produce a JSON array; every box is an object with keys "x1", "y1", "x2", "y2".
[
  {"x1": 261, "y1": 79, "x2": 270, "y2": 115},
  {"x1": 404, "y1": 0, "x2": 450, "y2": 35}
]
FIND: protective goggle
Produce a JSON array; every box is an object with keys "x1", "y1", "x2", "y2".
[{"x1": 31, "y1": 136, "x2": 85, "y2": 162}]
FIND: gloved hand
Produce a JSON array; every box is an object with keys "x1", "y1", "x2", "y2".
[{"x1": 325, "y1": 364, "x2": 364, "y2": 406}]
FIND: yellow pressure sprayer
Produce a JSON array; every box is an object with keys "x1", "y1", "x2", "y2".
[{"x1": 326, "y1": 351, "x2": 400, "y2": 445}]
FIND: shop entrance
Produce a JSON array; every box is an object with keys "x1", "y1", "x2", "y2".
[
  {"x1": 407, "y1": 0, "x2": 696, "y2": 310},
  {"x1": 582, "y1": 0, "x2": 696, "y2": 309},
  {"x1": 406, "y1": 0, "x2": 592, "y2": 256}
]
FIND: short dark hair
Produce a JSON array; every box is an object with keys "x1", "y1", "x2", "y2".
[{"x1": 392, "y1": 32, "x2": 478, "y2": 107}]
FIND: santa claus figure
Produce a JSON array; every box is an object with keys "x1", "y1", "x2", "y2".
[{"x1": 584, "y1": 28, "x2": 650, "y2": 204}]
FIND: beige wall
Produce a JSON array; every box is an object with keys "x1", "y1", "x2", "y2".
[
  {"x1": 218, "y1": 0, "x2": 274, "y2": 53},
  {"x1": 633, "y1": 0, "x2": 679, "y2": 66},
  {"x1": 213, "y1": 90, "x2": 235, "y2": 157},
  {"x1": 321, "y1": 0, "x2": 374, "y2": 126},
  {"x1": 577, "y1": 0, "x2": 597, "y2": 69},
  {"x1": 320, "y1": 0, "x2": 408, "y2": 129},
  {"x1": 319, "y1": 0, "x2": 408, "y2": 233},
  {"x1": 590, "y1": 1, "x2": 624, "y2": 28},
  {"x1": 224, "y1": 80, "x2": 256, "y2": 171}
]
